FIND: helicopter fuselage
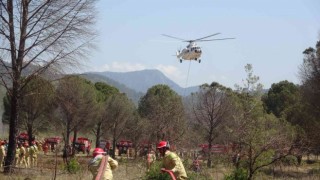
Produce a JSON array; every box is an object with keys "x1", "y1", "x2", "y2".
[
  {"x1": 177, "y1": 47, "x2": 202, "y2": 60},
  {"x1": 177, "y1": 42, "x2": 202, "y2": 61}
]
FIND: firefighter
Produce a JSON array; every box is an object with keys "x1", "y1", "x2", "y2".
[
  {"x1": 192, "y1": 156, "x2": 201, "y2": 172},
  {"x1": 19, "y1": 143, "x2": 28, "y2": 168},
  {"x1": 29, "y1": 141, "x2": 38, "y2": 167},
  {"x1": 36, "y1": 141, "x2": 43, "y2": 153},
  {"x1": 43, "y1": 142, "x2": 49, "y2": 155},
  {"x1": 88, "y1": 148, "x2": 118, "y2": 180},
  {"x1": 157, "y1": 141, "x2": 188, "y2": 180},
  {"x1": 24, "y1": 142, "x2": 30, "y2": 168},
  {"x1": 146, "y1": 149, "x2": 156, "y2": 171},
  {"x1": 0, "y1": 140, "x2": 6, "y2": 168},
  {"x1": 15, "y1": 144, "x2": 20, "y2": 166}
]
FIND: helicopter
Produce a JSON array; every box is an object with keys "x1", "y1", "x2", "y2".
[{"x1": 162, "y1": 33, "x2": 235, "y2": 63}]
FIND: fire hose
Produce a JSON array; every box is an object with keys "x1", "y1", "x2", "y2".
[
  {"x1": 161, "y1": 168, "x2": 176, "y2": 180},
  {"x1": 95, "y1": 155, "x2": 108, "y2": 180}
]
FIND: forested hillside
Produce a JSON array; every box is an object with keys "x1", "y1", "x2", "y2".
[
  {"x1": 90, "y1": 69, "x2": 199, "y2": 96},
  {"x1": 80, "y1": 73, "x2": 144, "y2": 104}
]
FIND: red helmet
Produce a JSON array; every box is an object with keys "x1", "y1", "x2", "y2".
[
  {"x1": 157, "y1": 141, "x2": 170, "y2": 149},
  {"x1": 93, "y1": 148, "x2": 105, "y2": 157}
]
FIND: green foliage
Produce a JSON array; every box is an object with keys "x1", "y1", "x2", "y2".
[
  {"x1": 143, "y1": 161, "x2": 171, "y2": 180},
  {"x1": 262, "y1": 80, "x2": 300, "y2": 118},
  {"x1": 224, "y1": 168, "x2": 248, "y2": 180},
  {"x1": 138, "y1": 84, "x2": 186, "y2": 142},
  {"x1": 139, "y1": 84, "x2": 182, "y2": 116},
  {"x1": 94, "y1": 82, "x2": 119, "y2": 102},
  {"x1": 298, "y1": 41, "x2": 320, "y2": 150},
  {"x1": 229, "y1": 64, "x2": 296, "y2": 179},
  {"x1": 56, "y1": 75, "x2": 98, "y2": 149},
  {"x1": 104, "y1": 93, "x2": 136, "y2": 158},
  {"x1": 281, "y1": 155, "x2": 298, "y2": 166},
  {"x1": 64, "y1": 158, "x2": 81, "y2": 174}
]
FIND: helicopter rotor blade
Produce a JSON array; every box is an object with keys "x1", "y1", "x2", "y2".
[
  {"x1": 161, "y1": 34, "x2": 186, "y2": 41},
  {"x1": 198, "y1": 38, "x2": 235, "y2": 42},
  {"x1": 193, "y1": 33, "x2": 221, "y2": 41}
]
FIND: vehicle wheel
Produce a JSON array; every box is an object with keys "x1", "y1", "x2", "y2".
[
  {"x1": 180, "y1": 59, "x2": 182, "y2": 63},
  {"x1": 199, "y1": 59, "x2": 201, "y2": 63},
  {"x1": 195, "y1": 58, "x2": 197, "y2": 61}
]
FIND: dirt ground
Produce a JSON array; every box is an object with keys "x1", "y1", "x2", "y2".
[
  {"x1": 0, "y1": 153, "x2": 147, "y2": 180},
  {"x1": 0, "y1": 153, "x2": 320, "y2": 180}
]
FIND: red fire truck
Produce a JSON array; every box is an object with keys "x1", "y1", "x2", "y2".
[
  {"x1": 73, "y1": 137, "x2": 91, "y2": 154},
  {"x1": 199, "y1": 144, "x2": 229, "y2": 153},
  {"x1": 17, "y1": 132, "x2": 29, "y2": 143},
  {"x1": 44, "y1": 136, "x2": 62, "y2": 153},
  {"x1": 116, "y1": 140, "x2": 133, "y2": 156},
  {"x1": 99, "y1": 140, "x2": 112, "y2": 152}
]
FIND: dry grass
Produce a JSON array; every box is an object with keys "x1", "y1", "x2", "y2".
[
  {"x1": 0, "y1": 153, "x2": 320, "y2": 180},
  {"x1": 0, "y1": 153, "x2": 147, "y2": 180}
]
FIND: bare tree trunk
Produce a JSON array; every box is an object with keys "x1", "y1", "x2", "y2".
[
  {"x1": 27, "y1": 123, "x2": 34, "y2": 145},
  {"x1": 72, "y1": 127, "x2": 78, "y2": 156},
  {"x1": 1, "y1": 0, "x2": 97, "y2": 172},
  {"x1": 64, "y1": 119, "x2": 71, "y2": 164},
  {"x1": 112, "y1": 138, "x2": 116, "y2": 159},
  {"x1": 4, "y1": 0, "x2": 18, "y2": 173},
  {"x1": 65, "y1": 120, "x2": 71, "y2": 147},
  {"x1": 207, "y1": 136, "x2": 213, "y2": 168},
  {"x1": 95, "y1": 122, "x2": 102, "y2": 148},
  {"x1": 4, "y1": 0, "x2": 28, "y2": 173},
  {"x1": 4, "y1": 92, "x2": 19, "y2": 173},
  {"x1": 206, "y1": 128, "x2": 214, "y2": 168}
]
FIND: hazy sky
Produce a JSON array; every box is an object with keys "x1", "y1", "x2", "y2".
[{"x1": 85, "y1": 0, "x2": 320, "y2": 89}]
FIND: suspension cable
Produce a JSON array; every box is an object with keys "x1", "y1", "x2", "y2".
[{"x1": 183, "y1": 60, "x2": 192, "y2": 96}]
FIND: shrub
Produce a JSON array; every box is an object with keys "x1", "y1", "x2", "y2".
[
  {"x1": 224, "y1": 168, "x2": 248, "y2": 180},
  {"x1": 143, "y1": 161, "x2": 171, "y2": 180},
  {"x1": 65, "y1": 157, "x2": 81, "y2": 174},
  {"x1": 281, "y1": 155, "x2": 297, "y2": 166}
]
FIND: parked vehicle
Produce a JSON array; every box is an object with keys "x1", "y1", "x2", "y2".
[
  {"x1": 17, "y1": 132, "x2": 29, "y2": 143},
  {"x1": 73, "y1": 137, "x2": 91, "y2": 154},
  {"x1": 99, "y1": 139, "x2": 112, "y2": 153},
  {"x1": 44, "y1": 136, "x2": 62, "y2": 152}
]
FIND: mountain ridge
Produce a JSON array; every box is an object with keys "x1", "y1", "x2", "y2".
[{"x1": 88, "y1": 69, "x2": 200, "y2": 96}]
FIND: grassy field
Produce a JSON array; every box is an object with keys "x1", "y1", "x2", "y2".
[{"x1": 0, "y1": 153, "x2": 320, "y2": 180}]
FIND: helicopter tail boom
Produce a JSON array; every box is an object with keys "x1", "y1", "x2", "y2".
[{"x1": 176, "y1": 50, "x2": 180, "y2": 58}]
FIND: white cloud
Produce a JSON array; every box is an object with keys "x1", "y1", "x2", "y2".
[{"x1": 155, "y1": 64, "x2": 185, "y2": 86}]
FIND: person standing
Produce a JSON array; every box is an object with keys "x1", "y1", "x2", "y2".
[
  {"x1": 146, "y1": 149, "x2": 156, "y2": 171},
  {"x1": 29, "y1": 141, "x2": 38, "y2": 167},
  {"x1": 15, "y1": 144, "x2": 20, "y2": 167},
  {"x1": 24, "y1": 142, "x2": 30, "y2": 168},
  {"x1": 88, "y1": 148, "x2": 118, "y2": 180},
  {"x1": 19, "y1": 143, "x2": 28, "y2": 168},
  {"x1": 43, "y1": 142, "x2": 49, "y2": 155},
  {"x1": 0, "y1": 140, "x2": 6, "y2": 168},
  {"x1": 157, "y1": 141, "x2": 187, "y2": 180}
]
